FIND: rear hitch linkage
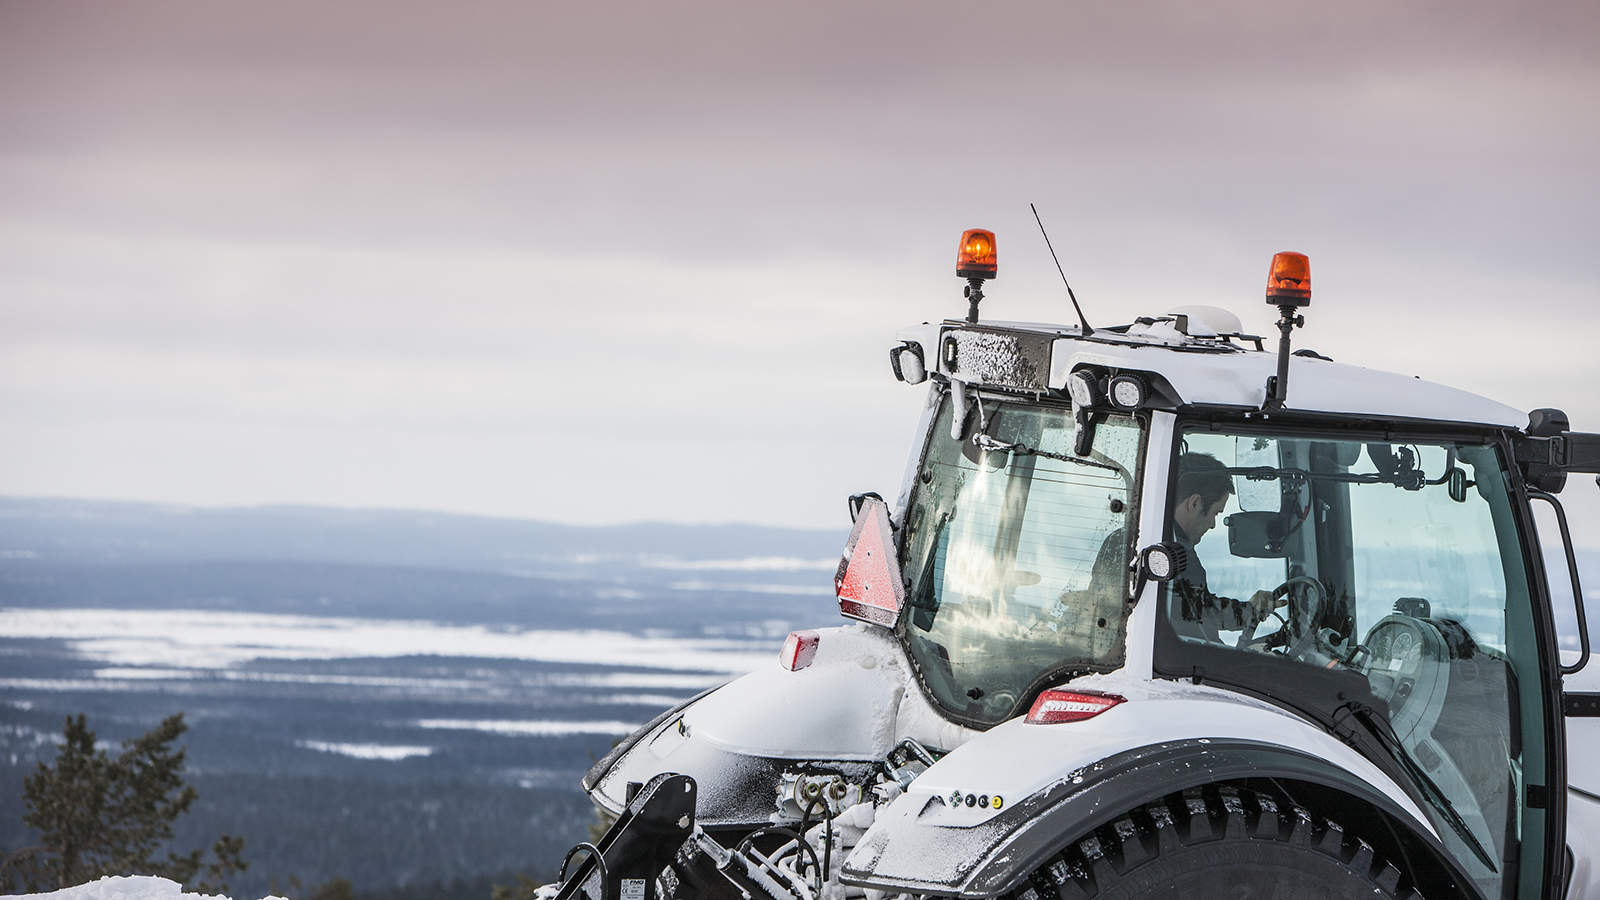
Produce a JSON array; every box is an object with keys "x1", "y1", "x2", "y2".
[{"x1": 552, "y1": 773, "x2": 824, "y2": 900}]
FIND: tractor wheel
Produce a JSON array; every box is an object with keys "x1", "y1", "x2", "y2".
[{"x1": 1014, "y1": 786, "x2": 1414, "y2": 900}]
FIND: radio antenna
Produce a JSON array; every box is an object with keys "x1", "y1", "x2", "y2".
[{"x1": 1030, "y1": 203, "x2": 1094, "y2": 336}]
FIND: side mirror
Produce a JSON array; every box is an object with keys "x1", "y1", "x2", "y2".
[
  {"x1": 889, "y1": 343, "x2": 927, "y2": 385},
  {"x1": 1227, "y1": 511, "x2": 1292, "y2": 559},
  {"x1": 1233, "y1": 435, "x2": 1282, "y2": 512},
  {"x1": 847, "y1": 492, "x2": 885, "y2": 523}
]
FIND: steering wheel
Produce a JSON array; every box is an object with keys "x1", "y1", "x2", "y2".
[{"x1": 1236, "y1": 575, "x2": 1326, "y2": 660}]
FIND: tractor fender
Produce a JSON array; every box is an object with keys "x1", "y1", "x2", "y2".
[
  {"x1": 842, "y1": 676, "x2": 1469, "y2": 898},
  {"x1": 1571, "y1": 787, "x2": 1600, "y2": 900},
  {"x1": 585, "y1": 624, "x2": 910, "y2": 826}
]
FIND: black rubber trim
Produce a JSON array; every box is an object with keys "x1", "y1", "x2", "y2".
[
  {"x1": 581, "y1": 685, "x2": 721, "y2": 792},
  {"x1": 842, "y1": 738, "x2": 1484, "y2": 900},
  {"x1": 1564, "y1": 692, "x2": 1600, "y2": 717}
]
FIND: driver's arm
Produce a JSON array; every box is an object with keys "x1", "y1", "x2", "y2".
[{"x1": 1174, "y1": 578, "x2": 1279, "y2": 631}]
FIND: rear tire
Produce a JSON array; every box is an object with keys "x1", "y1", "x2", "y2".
[{"x1": 1012, "y1": 786, "x2": 1415, "y2": 900}]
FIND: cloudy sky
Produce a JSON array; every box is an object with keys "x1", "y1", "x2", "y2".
[{"x1": 1, "y1": 1, "x2": 1597, "y2": 529}]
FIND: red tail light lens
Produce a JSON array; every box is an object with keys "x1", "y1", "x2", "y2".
[
  {"x1": 1025, "y1": 689, "x2": 1125, "y2": 724},
  {"x1": 780, "y1": 630, "x2": 820, "y2": 672}
]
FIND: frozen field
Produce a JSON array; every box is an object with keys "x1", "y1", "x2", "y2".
[
  {"x1": 0, "y1": 603, "x2": 810, "y2": 896},
  {"x1": 0, "y1": 499, "x2": 846, "y2": 898}
]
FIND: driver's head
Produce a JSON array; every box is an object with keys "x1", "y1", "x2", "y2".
[{"x1": 1173, "y1": 452, "x2": 1233, "y2": 542}]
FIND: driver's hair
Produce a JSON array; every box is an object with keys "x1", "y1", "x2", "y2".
[{"x1": 1175, "y1": 452, "x2": 1234, "y2": 509}]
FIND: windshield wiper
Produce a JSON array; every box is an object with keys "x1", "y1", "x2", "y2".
[
  {"x1": 1336, "y1": 703, "x2": 1497, "y2": 872},
  {"x1": 973, "y1": 433, "x2": 1120, "y2": 473}
]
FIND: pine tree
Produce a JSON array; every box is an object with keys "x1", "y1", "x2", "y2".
[
  {"x1": 0, "y1": 712, "x2": 248, "y2": 893},
  {"x1": 307, "y1": 876, "x2": 354, "y2": 900}
]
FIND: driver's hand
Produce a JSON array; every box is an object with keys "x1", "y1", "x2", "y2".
[{"x1": 1247, "y1": 590, "x2": 1282, "y2": 622}]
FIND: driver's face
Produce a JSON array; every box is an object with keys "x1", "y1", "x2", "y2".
[
  {"x1": 1194, "y1": 497, "x2": 1228, "y2": 539},
  {"x1": 1176, "y1": 494, "x2": 1230, "y2": 542}
]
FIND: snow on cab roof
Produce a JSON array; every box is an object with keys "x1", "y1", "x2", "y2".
[{"x1": 897, "y1": 314, "x2": 1525, "y2": 430}]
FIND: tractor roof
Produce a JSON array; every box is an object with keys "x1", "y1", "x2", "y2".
[{"x1": 896, "y1": 311, "x2": 1524, "y2": 430}]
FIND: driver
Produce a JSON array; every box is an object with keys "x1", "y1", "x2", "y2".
[{"x1": 1170, "y1": 453, "x2": 1281, "y2": 643}]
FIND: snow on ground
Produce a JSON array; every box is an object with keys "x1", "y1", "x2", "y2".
[
  {"x1": 295, "y1": 739, "x2": 434, "y2": 760},
  {"x1": 415, "y1": 717, "x2": 641, "y2": 736},
  {"x1": 23, "y1": 875, "x2": 284, "y2": 900},
  {"x1": 0, "y1": 608, "x2": 773, "y2": 673}
]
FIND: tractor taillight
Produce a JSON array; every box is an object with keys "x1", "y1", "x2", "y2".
[
  {"x1": 1025, "y1": 689, "x2": 1125, "y2": 724},
  {"x1": 957, "y1": 229, "x2": 998, "y2": 279},
  {"x1": 780, "y1": 630, "x2": 820, "y2": 671}
]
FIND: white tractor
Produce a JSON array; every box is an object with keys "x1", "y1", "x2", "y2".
[{"x1": 558, "y1": 232, "x2": 1599, "y2": 900}]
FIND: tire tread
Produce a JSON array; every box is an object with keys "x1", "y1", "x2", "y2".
[{"x1": 1011, "y1": 786, "x2": 1415, "y2": 900}]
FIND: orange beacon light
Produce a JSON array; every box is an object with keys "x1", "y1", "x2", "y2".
[
  {"x1": 957, "y1": 229, "x2": 996, "y2": 323},
  {"x1": 1264, "y1": 251, "x2": 1311, "y2": 410},
  {"x1": 1265, "y1": 251, "x2": 1311, "y2": 306},
  {"x1": 956, "y1": 229, "x2": 998, "y2": 280}
]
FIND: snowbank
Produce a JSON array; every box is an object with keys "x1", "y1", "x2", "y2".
[{"x1": 23, "y1": 875, "x2": 286, "y2": 900}]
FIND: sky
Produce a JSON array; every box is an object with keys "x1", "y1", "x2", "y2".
[{"x1": 1, "y1": 1, "x2": 1597, "y2": 530}]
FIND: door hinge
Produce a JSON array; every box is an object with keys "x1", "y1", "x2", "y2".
[{"x1": 1526, "y1": 784, "x2": 1548, "y2": 809}]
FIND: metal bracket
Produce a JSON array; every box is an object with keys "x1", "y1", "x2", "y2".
[
  {"x1": 1564, "y1": 692, "x2": 1600, "y2": 717},
  {"x1": 553, "y1": 774, "x2": 697, "y2": 900}
]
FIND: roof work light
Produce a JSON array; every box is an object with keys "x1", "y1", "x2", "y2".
[
  {"x1": 1065, "y1": 370, "x2": 1102, "y2": 409},
  {"x1": 1108, "y1": 374, "x2": 1150, "y2": 411}
]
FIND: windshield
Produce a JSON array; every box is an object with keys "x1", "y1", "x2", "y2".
[
  {"x1": 899, "y1": 395, "x2": 1145, "y2": 726},
  {"x1": 1162, "y1": 429, "x2": 1545, "y2": 900}
]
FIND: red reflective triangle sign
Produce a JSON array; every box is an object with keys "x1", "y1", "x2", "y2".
[{"x1": 834, "y1": 498, "x2": 905, "y2": 627}]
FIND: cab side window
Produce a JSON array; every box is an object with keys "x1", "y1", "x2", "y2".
[{"x1": 1167, "y1": 431, "x2": 1541, "y2": 900}]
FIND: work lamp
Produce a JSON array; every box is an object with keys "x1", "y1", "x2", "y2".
[
  {"x1": 1108, "y1": 374, "x2": 1149, "y2": 410},
  {"x1": 1066, "y1": 370, "x2": 1102, "y2": 409}
]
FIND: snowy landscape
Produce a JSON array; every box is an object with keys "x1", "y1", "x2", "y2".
[
  {"x1": 5, "y1": 495, "x2": 1596, "y2": 900},
  {"x1": 2, "y1": 2, "x2": 1596, "y2": 897},
  {"x1": 0, "y1": 497, "x2": 846, "y2": 898}
]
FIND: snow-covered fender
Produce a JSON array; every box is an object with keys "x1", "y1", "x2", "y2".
[
  {"x1": 584, "y1": 625, "x2": 908, "y2": 827},
  {"x1": 842, "y1": 676, "x2": 1480, "y2": 899}
]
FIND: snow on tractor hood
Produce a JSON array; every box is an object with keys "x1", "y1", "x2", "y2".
[
  {"x1": 895, "y1": 317, "x2": 1525, "y2": 428},
  {"x1": 681, "y1": 624, "x2": 908, "y2": 761},
  {"x1": 586, "y1": 625, "x2": 949, "y2": 827}
]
